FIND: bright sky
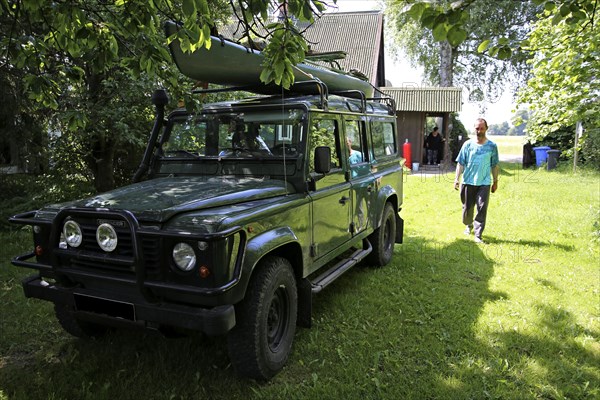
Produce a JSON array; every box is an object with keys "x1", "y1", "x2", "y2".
[{"x1": 327, "y1": 0, "x2": 516, "y2": 127}]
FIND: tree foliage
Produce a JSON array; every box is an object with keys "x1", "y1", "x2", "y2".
[
  {"x1": 386, "y1": 0, "x2": 540, "y2": 101},
  {"x1": 0, "y1": 0, "x2": 337, "y2": 192},
  {"x1": 517, "y1": 1, "x2": 599, "y2": 143}
]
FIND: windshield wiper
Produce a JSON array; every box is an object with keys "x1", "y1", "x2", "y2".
[{"x1": 164, "y1": 150, "x2": 199, "y2": 158}]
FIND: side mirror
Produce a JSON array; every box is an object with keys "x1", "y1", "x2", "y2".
[{"x1": 314, "y1": 146, "x2": 331, "y2": 174}]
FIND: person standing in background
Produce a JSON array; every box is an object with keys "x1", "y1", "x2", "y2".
[
  {"x1": 425, "y1": 126, "x2": 443, "y2": 165},
  {"x1": 454, "y1": 118, "x2": 499, "y2": 244}
]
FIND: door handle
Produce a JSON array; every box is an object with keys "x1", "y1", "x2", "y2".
[{"x1": 339, "y1": 196, "x2": 350, "y2": 205}]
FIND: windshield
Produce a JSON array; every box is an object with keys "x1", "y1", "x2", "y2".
[{"x1": 160, "y1": 109, "x2": 305, "y2": 159}]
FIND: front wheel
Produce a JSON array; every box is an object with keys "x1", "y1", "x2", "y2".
[
  {"x1": 366, "y1": 202, "x2": 397, "y2": 266},
  {"x1": 227, "y1": 256, "x2": 298, "y2": 380}
]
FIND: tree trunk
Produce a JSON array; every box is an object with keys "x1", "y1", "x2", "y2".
[
  {"x1": 93, "y1": 144, "x2": 116, "y2": 193},
  {"x1": 439, "y1": 41, "x2": 454, "y2": 87},
  {"x1": 439, "y1": 41, "x2": 455, "y2": 168},
  {"x1": 85, "y1": 71, "x2": 116, "y2": 193}
]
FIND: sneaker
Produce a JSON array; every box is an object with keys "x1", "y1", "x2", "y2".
[
  {"x1": 474, "y1": 236, "x2": 485, "y2": 244},
  {"x1": 464, "y1": 225, "x2": 473, "y2": 235}
]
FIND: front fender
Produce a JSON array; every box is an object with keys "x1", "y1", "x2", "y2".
[
  {"x1": 372, "y1": 185, "x2": 398, "y2": 225},
  {"x1": 235, "y1": 227, "x2": 300, "y2": 299}
]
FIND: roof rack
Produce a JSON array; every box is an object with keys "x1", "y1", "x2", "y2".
[
  {"x1": 191, "y1": 80, "x2": 330, "y2": 110},
  {"x1": 189, "y1": 80, "x2": 397, "y2": 115}
]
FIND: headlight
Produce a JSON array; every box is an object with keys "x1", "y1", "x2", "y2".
[
  {"x1": 172, "y1": 242, "x2": 196, "y2": 272},
  {"x1": 63, "y1": 220, "x2": 82, "y2": 248},
  {"x1": 96, "y1": 223, "x2": 118, "y2": 252}
]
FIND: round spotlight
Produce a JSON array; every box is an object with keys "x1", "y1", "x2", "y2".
[
  {"x1": 173, "y1": 242, "x2": 196, "y2": 272},
  {"x1": 96, "y1": 223, "x2": 118, "y2": 252},
  {"x1": 63, "y1": 220, "x2": 83, "y2": 248}
]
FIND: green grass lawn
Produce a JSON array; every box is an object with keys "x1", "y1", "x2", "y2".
[
  {"x1": 488, "y1": 135, "x2": 527, "y2": 157},
  {"x1": 1, "y1": 163, "x2": 598, "y2": 400}
]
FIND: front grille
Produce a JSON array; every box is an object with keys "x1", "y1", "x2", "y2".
[{"x1": 58, "y1": 214, "x2": 162, "y2": 278}]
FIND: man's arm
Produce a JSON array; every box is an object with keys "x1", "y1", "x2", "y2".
[
  {"x1": 454, "y1": 163, "x2": 464, "y2": 190},
  {"x1": 491, "y1": 164, "x2": 499, "y2": 193}
]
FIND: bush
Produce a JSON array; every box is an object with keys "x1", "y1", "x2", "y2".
[
  {"x1": 581, "y1": 127, "x2": 600, "y2": 170},
  {"x1": 0, "y1": 173, "x2": 94, "y2": 231}
]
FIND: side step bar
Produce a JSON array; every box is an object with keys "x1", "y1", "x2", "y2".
[{"x1": 310, "y1": 239, "x2": 372, "y2": 294}]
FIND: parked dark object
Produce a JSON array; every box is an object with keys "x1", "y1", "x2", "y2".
[
  {"x1": 547, "y1": 149, "x2": 560, "y2": 170},
  {"x1": 522, "y1": 142, "x2": 534, "y2": 168}
]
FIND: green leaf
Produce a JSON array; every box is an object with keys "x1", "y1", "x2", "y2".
[
  {"x1": 420, "y1": 8, "x2": 438, "y2": 28},
  {"x1": 182, "y1": 0, "x2": 196, "y2": 17},
  {"x1": 447, "y1": 9, "x2": 463, "y2": 24},
  {"x1": 197, "y1": 0, "x2": 209, "y2": 14},
  {"x1": 477, "y1": 39, "x2": 491, "y2": 53},
  {"x1": 432, "y1": 23, "x2": 448, "y2": 42},
  {"x1": 497, "y1": 46, "x2": 512, "y2": 60},
  {"x1": 406, "y1": 3, "x2": 427, "y2": 20},
  {"x1": 544, "y1": 1, "x2": 556, "y2": 11},
  {"x1": 447, "y1": 25, "x2": 467, "y2": 47}
]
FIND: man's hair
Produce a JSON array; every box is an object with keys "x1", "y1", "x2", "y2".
[
  {"x1": 476, "y1": 118, "x2": 488, "y2": 129},
  {"x1": 433, "y1": 126, "x2": 438, "y2": 131}
]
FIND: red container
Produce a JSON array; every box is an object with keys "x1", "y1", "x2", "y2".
[{"x1": 403, "y1": 139, "x2": 412, "y2": 169}]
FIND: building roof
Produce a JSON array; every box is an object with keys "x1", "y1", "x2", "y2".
[
  {"x1": 297, "y1": 11, "x2": 384, "y2": 86},
  {"x1": 381, "y1": 87, "x2": 462, "y2": 113},
  {"x1": 221, "y1": 11, "x2": 385, "y2": 87}
]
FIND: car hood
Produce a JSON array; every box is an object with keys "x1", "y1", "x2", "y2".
[{"x1": 38, "y1": 176, "x2": 294, "y2": 223}]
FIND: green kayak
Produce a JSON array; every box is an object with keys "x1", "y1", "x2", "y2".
[{"x1": 165, "y1": 21, "x2": 375, "y2": 97}]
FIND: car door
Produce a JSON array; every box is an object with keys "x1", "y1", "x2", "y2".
[
  {"x1": 344, "y1": 118, "x2": 376, "y2": 234},
  {"x1": 307, "y1": 116, "x2": 352, "y2": 258}
]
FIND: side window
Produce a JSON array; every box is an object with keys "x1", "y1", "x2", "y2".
[
  {"x1": 345, "y1": 120, "x2": 366, "y2": 164},
  {"x1": 371, "y1": 121, "x2": 397, "y2": 158},
  {"x1": 309, "y1": 118, "x2": 341, "y2": 173}
]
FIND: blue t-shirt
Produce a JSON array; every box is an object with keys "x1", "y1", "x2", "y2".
[
  {"x1": 456, "y1": 139, "x2": 499, "y2": 186},
  {"x1": 349, "y1": 149, "x2": 363, "y2": 164}
]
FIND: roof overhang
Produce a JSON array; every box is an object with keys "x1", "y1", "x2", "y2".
[{"x1": 381, "y1": 87, "x2": 462, "y2": 113}]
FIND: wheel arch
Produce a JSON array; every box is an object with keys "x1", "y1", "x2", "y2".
[
  {"x1": 236, "y1": 227, "x2": 304, "y2": 300},
  {"x1": 374, "y1": 189, "x2": 403, "y2": 244}
]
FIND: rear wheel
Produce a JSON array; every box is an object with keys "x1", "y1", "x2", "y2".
[
  {"x1": 227, "y1": 256, "x2": 297, "y2": 380},
  {"x1": 54, "y1": 304, "x2": 108, "y2": 338},
  {"x1": 366, "y1": 202, "x2": 396, "y2": 266}
]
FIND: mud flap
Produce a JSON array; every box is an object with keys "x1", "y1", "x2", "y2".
[
  {"x1": 297, "y1": 278, "x2": 312, "y2": 328},
  {"x1": 395, "y1": 214, "x2": 404, "y2": 244}
]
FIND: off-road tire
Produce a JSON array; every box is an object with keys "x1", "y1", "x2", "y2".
[
  {"x1": 366, "y1": 202, "x2": 396, "y2": 266},
  {"x1": 227, "y1": 256, "x2": 297, "y2": 380},
  {"x1": 54, "y1": 304, "x2": 108, "y2": 338}
]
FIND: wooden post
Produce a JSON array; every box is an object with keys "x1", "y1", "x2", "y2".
[
  {"x1": 574, "y1": 121, "x2": 582, "y2": 173},
  {"x1": 442, "y1": 113, "x2": 451, "y2": 169}
]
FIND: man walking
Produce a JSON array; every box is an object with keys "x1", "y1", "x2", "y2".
[{"x1": 454, "y1": 118, "x2": 499, "y2": 243}]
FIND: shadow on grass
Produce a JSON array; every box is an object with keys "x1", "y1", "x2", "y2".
[
  {"x1": 301, "y1": 236, "x2": 598, "y2": 398},
  {"x1": 0, "y1": 323, "x2": 259, "y2": 399},
  {"x1": 387, "y1": 236, "x2": 598, "y2": 399},
  {"x1": 484, "y1": 236, "x2": 576, "y2": 252}
]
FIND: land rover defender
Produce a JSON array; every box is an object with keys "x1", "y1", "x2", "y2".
[{"x1": 10, "y1": 85, "x2": 404, "y2": 380}]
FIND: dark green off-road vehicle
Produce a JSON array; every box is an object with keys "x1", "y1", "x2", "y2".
[{"x1": 10, "y1": 85, "x2": 404, "y2": 380}]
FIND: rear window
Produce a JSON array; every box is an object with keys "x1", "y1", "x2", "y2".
[{"x1": 371, "y1": 121, "x2": 397, "y2": 158}]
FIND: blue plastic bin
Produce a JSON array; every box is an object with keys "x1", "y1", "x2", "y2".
[{"x1": 533, "y1": 146, "x2": 551, "y2": 166}]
